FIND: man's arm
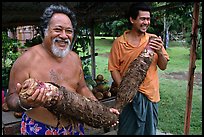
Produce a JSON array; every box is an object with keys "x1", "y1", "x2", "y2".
[
  {"x1": 149, "y1": 36, "x2": 169, "y2": 70},
  {"x1": 76, "y1": 68, "x2": 97, "y2": 101},
  {"x1": 7, "y1": 53, "x2": 45, "y2": 112},
  {"x1": 157, "y1": 51, "x2": 168, "y2": 70},
  {"x1": 110, "y1": 70, "x2": 122, "y2": 87},
  {"x1": 7, "y1": 59, "x2": 29, "y2": 112}
]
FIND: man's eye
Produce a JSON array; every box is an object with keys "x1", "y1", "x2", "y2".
[
  {"x1": 52, "y1": 27, "x2": 73, "y2": 35},
  {"x1": 65, "y1": 29, "x2": 73, "y2": 34},
  {"x1": 141, "y1": 18, "x2": 145, "y2": 21},
  {"x1": 54, "y1": 28, "x2": 62, "y2": 32},
  {"x1": 140, "y1": 18, "x2": 150, "y2": 21}
]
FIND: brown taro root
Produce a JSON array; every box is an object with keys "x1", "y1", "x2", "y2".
[
  {"x1": 2, "y1": 102, "x2": 10, "y2": 112},
  {"x1": 115, "y1": 46, "x2": 155, "y2": 112},
  {"x1": 19, "y1": 78, "x2": 118, "y2": 128}
]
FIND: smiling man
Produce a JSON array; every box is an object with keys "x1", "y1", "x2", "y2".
[
  {"x1": 6, "y1": 4, "x2": 119, "y2": 135},
  {"x1": 108, "y1": 2, "x2": 169, "y2": 135}
]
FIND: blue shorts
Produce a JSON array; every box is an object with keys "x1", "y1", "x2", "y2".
[{"x1": 20, "y1": 113, "x2": 84, "y2": 135}]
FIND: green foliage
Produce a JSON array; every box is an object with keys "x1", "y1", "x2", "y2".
[
  {"x1": 2, "y1": 32, "x2": 22, "y2": 89},
  {"x1": 73, "y1": 27, "x2": 96, "y2": 87},
  {"x1": 95, "y1": 19, "x2": 128, "y2": 37},
  {"x1": 73, "y1": 28, "x2": 90, "y2": 56},
  {"x1": 24, "y1": 34, "x2": 42, "y2": 47},
  {"x1": 151, "y1": 2, "x2": 194, "y2": 33},
  {"x1": 184, "y1": 2, "x2": 202, "y2": 60},
  {"x1": 94, "y1": 2, "x2": 199, "y2": 40},
  {"x1": 111, "y1": 19, "x2": 128, "y2": 37},
  {"x1": 185, "y1": 29, "x2": 202, "y2": 60},
  {"x1": 95, "y1": 22, "x2": 112, "y2": 36}
]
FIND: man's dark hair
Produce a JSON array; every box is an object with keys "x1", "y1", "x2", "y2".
[
  {"x1": 128, "y1": 2, "x2": 151, "y2": 19},
  {"x1": 40, "y1": 4, "x2": 77, "y2": 38}
]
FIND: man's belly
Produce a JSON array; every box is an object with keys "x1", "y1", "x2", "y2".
[{"x1": 26, "y1": 106, "x2": 73, "y2": 128}]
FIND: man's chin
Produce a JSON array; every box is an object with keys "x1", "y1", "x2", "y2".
[
  {"x1": 53, "y1": 50, "x2": 70, "y2": 58},
  {"x1": 140, "y1": 29, "x2": 147, "y2": 33}
]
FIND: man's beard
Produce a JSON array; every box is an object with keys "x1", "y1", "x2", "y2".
[{"x1": 51, "y1": 38, "x2": 71, "y2": 58}]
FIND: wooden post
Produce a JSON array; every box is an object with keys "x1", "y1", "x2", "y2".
[
  {"x1": 183, "y1": 2, "x2": 200, "y2": 135},
  {"x1": 90, "y1": 19, "x2": 96, "y2": 80}
]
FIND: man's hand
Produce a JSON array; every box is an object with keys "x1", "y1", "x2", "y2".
[
  {"x1": 17, "y1": 82, "x2": 48, "y2": 109},
  {"x1": 109, "y1": 107, "x2": 120, "y2": 126},
  {"x1": 149, "y1": 36, "x2": 163, "y2": 54}
]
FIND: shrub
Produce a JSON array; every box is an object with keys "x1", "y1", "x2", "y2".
[{"x1": 2, "y1": 32, "x2": 21, "y2": 89}]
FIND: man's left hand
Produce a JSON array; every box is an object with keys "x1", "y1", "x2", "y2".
[{"x1": 109, "y1": 108, "x2": 120, "y2": 126}]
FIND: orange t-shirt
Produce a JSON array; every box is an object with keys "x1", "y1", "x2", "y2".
[{"x1": 108, "y1": 30, "x2": 169, "y2": 102}]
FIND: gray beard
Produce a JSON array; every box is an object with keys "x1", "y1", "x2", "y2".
[{"x1": 51, "y1": 38, "x2": 71, "y2": 58}]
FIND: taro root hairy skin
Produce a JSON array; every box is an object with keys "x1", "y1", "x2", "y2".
[
  {"x1": 19, "y1": 78, "x2": 118, "y2": 128},
  {"x1": 48, "y1": 86, "x2": 118, "y2": 128},
  {"x1": 115, "y1": 49, "x2": 154, "y2": 112}
]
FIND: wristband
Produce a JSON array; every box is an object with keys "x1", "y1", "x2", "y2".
[{"x1": 18, "y1": 100, "x2": 33, "y2": 111}]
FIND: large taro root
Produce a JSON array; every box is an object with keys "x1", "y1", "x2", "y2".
[
  {"x1": 19, "y1": 78, "x2": 118, "y2": 128},
  {"x1": 115, "y1": 43, "x2": 155, "y2": 112}
]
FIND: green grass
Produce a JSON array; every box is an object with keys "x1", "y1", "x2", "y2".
[
  {"x1": 94, "y1": 37, "x2": 114, "y2": 80},
  {"x1": 164, "y1": 46, "x2": 202, "y2": 73},
  {"x1": 94, "y1": 37, "x2": 202, "y2": 135},
  {"x1": 158, "y1": 78, "x2": 202, "y2": 135}
]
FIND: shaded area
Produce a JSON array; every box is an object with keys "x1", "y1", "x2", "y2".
[{"x1": 2, "y1": 2, "x2": 190, "y2": 29}]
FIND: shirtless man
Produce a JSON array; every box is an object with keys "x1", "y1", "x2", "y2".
[{"x1": 6, "y1": 4, "x2": 119, "y2": 135}]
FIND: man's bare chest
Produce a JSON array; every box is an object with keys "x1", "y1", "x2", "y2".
[{"x1": 29, "y1": 63, "x2": 80, "y2": 89}]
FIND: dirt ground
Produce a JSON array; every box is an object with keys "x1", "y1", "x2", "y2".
[{"x1": 161, "y1": 71, "x2": 202, "y2": 87}]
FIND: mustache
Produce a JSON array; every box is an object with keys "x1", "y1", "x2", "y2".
[{"x1": 53, "y1": 38, "x2": 70, "y2": 44}]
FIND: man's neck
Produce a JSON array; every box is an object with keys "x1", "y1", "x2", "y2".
[{"x1": 130, "y1": 29, "x2": 145, "y2": 39}]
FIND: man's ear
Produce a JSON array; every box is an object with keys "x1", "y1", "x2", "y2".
[{"x1": 129, "y1": 17, "x2": 134, "y2": 24}]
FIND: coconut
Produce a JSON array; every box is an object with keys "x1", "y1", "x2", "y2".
[{"x1": 96, "y1": 74, "x2": 104, "y2": 82}]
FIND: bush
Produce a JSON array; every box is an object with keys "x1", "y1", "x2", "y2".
[
  {"x1": 2, "y1": 32, "x2": 21, "y2": 89},
  {"x1": 185, "y1": 30, "x2": 202, "y2": 60}
]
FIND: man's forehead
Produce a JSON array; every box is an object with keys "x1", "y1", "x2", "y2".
[
  {"x1": 138, "y1": 11, "x2": 150, "y2": 17},
  {"x1": 49, "y1": 13, "x2": 72, "y2": 27}
]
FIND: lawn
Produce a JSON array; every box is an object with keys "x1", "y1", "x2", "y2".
[{"x1": 93, "y1": 37, "x2": 202, "y2": 135}]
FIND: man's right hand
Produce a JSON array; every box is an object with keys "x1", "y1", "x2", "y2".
[{"x1": 17, "y1": 82, "x2": 48, "y2": 109}]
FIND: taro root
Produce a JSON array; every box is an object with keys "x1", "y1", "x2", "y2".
[
  {"x1": 19, "y1": 78, "x2": 118, "y2": 128},
  {"x1": 94, "y1": 91, "x2": 104, "y2": 100},
  {"x1": 115, "y1": 46, "x2": 155, "y2": 112},
  {"x1": 103, "y1": 91, "x2": 111, "y2": 98},
  {"x1": 2, "y1": 102, "x2": 10, "y2": 112},
  {"x1": 13, "y1": 112, "x2": 23, "y2": 118}
]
